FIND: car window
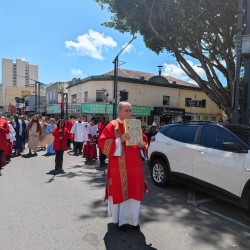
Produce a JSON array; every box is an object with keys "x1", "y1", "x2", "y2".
[
  {"x1": 172, "y1": 126, "x2": 198, "y2": 144},
  {"x1": 230, "y1": 129, "x2": 250, "y2": 146},
  {"x1": 200, "y1": 126, "x2": 239, "y2": 150},
  {"x1": 160, "y1": 125, "x2": 179, "y2": 139}
]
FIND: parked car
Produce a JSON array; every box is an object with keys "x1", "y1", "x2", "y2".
[{"x1": 148, "y1": 121, "x2": 250, "y2": 212}]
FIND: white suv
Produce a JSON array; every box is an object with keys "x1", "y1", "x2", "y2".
[{"x1": 148, "y1": 121, "x2": 250, "y2": 212}]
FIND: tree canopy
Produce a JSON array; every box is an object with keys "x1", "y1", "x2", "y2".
[{"x1": 94, "y1": 0, "x2": 246, "y2": 119}]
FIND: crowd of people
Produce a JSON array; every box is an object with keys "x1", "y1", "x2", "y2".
[
  {"x1": 0, "y1": 102, "x2": 154, "y2": 231},
  {"x1": 0, "y1": 113, "x2": 110, "y2": 176}
]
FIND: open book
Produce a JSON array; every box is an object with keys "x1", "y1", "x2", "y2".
[{"x1": 124, "y1": 119, "x2": 143, "y2": 146}]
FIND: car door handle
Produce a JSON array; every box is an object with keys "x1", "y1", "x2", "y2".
[{"x1": 197, "y1": 150, "x2": 205, "y2": 154}]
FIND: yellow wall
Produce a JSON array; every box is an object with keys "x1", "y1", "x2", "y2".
[
  {"x1": 179, "y1": 89, "x2": 222, "y2": 121},
  {"x1": 68, "y1": 79, "x2": 222, "y2": 121},
  {"x1": 5, "y1": 86, "x2": 45, "y2": 106}
]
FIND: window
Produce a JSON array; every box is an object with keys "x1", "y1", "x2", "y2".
[
  {"x1": 120, "y1": 91, "x2": 128, "y2": 102},
  {"x1": 185, "y1": 98, "x2": 206, "y2": 108},
  {"x1": 96, "y1": 90, "x2": 106, "y2": 102},
  {"x1": 163, "y1": 96, "x2": 170, "y2": 105},
  {"x1": 84, "y1": 91, "x2": 88, "y2": 102},
  {"x1": 160, "y1": 125, "x2": 179, "y2": 139},
  {"x1": 71, "y1": 94, "x2": 77, "y2": 103},
  {"x1": 172, "y1": 126, "x2": 198, "y2": 144},
  {"x1": 200, "y1": 126, "x2": 238, "y2": 150},
  {"x1": 53, "y1": 89, "x2": 56, "y2": 100}
]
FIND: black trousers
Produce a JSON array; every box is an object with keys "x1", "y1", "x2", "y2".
[
  {"x1": 74, "y1": 141, "x2": 83, "y2": 154},
  {"x1": 67, "y1": 139, "x2": 71, "y2": 148},
  {"x1": 99, "y1": 148, "x2": 106, "y2": 165},
  {"x1": 0, "y1": 150, "x2": 4, "y2": 170},
  {"x1": 55, "y1": 150, "x2": 64, "y2": 169}
]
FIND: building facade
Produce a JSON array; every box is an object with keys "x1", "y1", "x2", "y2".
[
  {"x1": 45, "y1": 82, "x2": 68, "y2": 105},
  {"x1": 66, "y1": 69, "x2": 222, "y2": 124},
  {"x1": 1, "y1": 58, "x2": 38, "y2": 112}
]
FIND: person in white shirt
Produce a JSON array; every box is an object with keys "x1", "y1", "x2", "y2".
[{"x1": 70, "y1": 115, "x2": 87, "y2": 155}]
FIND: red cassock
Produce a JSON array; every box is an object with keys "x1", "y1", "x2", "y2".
[
  {"x1": 2, "y1": 139, "x2": 12, "y2": 166},
  {"x1": 87, "y1": 124, "x2": 97, "y2": 159},
  {"x1": 97, "y1": 122, "x2": 106, "y2": 148},
  {"x1": 99, "y1": 120, "x2": 148, "y2": 204},
  {"x1": 65, "y1": 120, "x2": 74, "y2": 141},
  {"x1": 0, "y1": 119, "x2": 10, "y2": 166},
  {"x1": 52, "y1": 128, "x2": 70, "y2": 151}
]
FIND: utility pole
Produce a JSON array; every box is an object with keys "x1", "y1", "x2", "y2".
[
  {"x1": 112, "y1": 36, "x2": 137, "y2": 119},
  {"x1": 242, "y1": 0, "x2": 250, "y2": 124},
  {"x1": 233, "y1": 0, "x2": 243, "y2": 124}
]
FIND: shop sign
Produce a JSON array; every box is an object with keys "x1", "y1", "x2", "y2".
[
  {"x1": 81, "y1": 103, "x2": 151, "y2": 116},
  {"x1": 47, "y1": 104, "x2": 61, "y2": 114},
  {"x1": 81, "y1": 103, "x2": 113, "y2": 114},
  {"x1": 132, "y1": 106, "x2": 151, "y2": 116},
  {"x1": 68, "y1": 103, "x2": 81, "y2": 113},
  {"x1": 154, "y1": 107, "x2": 185, "y2": 116}
]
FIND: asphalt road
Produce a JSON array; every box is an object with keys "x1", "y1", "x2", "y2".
[{"x1": 0, "y1": 149, "x2": 250, "y2": 250}]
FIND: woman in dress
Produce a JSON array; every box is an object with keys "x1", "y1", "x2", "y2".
[
  {"x1": 45, "y1": 118, "x2": 56, "y2": 155},
  {"x1": 52, "y1": 119, "x2": 70, "y2": 171},
  {"x1": 38, "y1": 117, "x2": 47, "y2": 150},
  {"x1": 27, "y1": 115, "x2": 42, "y2": 156}
]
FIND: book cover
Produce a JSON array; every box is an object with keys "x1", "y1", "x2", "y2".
[{"x1": 124, "y1": 119, "x2": 143, "y2": 146}]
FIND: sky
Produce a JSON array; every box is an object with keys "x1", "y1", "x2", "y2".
[{"x1": 0, "y1": 0, "x2": 206, "y2": 85}]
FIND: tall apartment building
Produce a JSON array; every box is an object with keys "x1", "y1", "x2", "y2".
[{"x1": 1, "y1": 58, "x2": 38, "y2": 112}]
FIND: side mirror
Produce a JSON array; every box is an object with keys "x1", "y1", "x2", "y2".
[{"x1": 221, "y1": 142, "x2": 247, "y2": 153}]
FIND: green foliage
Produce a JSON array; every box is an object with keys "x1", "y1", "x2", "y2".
[
  {"x1": 94, "y1": 0, "x2": 245, "y2": 119},
  {"x1": 15, "y1": 97, "x2": 25, "y2": 103}
]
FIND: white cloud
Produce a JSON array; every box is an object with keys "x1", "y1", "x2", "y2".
[
  {"x1": 65, "y1": 30, "x2": 117, "y2": 60},
  {"x1": 71, "y1": 68, "x2": 84, "y2": 77},
  {"x1": 121, "y1": 43, "x2": 134, "y2": 54},
  {"x1": 163, "y1": 60, "x2": 206, "y2": 83}
]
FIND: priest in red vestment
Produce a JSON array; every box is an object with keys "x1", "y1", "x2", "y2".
[{"x1": 99, "y1": 101, "x2": 148, "y2": 231}]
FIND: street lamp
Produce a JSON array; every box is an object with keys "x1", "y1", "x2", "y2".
[{"x1": 112, "y1": 36, "x2": 137, "y2": 119}]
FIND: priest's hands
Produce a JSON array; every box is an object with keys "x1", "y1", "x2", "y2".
[
  {"x1": 121, "y1": 133, "x2": 130, "y2": 143},
  {"x1": 137, "y1": 141, "x2": 146, "y2": 149}
]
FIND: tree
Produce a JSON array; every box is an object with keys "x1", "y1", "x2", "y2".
[
  {"x1": 15, "y1": 97, "x2": 25, "y2": 103},
  {"x1": 94, "y1": 0, "x2": 245, "y2": 120}
]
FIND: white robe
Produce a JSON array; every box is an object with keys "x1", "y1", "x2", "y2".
[{"x1": 70, "y1": 121, "x2": 87, "y2": 142}]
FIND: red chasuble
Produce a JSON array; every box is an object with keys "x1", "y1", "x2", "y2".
[{"x1": 99, "y1": 119, "x2": 148, "y2": 204}]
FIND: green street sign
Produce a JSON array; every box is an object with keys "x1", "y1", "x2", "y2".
[
  {"x1": 81, "y1": 103, "x2": 113, "y2": 114},
  {"x1": 47, "y1": 104, "x2": 61, "y2": 114},
  {"x1": 132, "y1": 106, "x2": 151, "y2": 116},
  {"x1": 81, "y1": 103, "x2": 151, "y2": 116}
]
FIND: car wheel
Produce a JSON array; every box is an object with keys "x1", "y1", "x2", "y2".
[{"x1": 151, "y1": 159, "x2": 170, "y2": 187}]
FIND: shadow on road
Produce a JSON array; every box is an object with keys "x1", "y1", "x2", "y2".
[
  {"x1": 104, "y1": 223, "x2": 157, "y2": 250},
  {"x1": 45, "y1": 160, "x2": 250, "y2": 249}
]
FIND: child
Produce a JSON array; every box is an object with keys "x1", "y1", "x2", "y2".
[{"x1": 52, "y1": 119, "x2": 70, "y2": 171}]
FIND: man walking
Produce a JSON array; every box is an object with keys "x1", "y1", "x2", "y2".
[
  {"x1": 99, "y1": 101, "x2": 148, "y2": 231},
  {"x1": 70, "y1": 115, "x2": 87, "y2": 156}
]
